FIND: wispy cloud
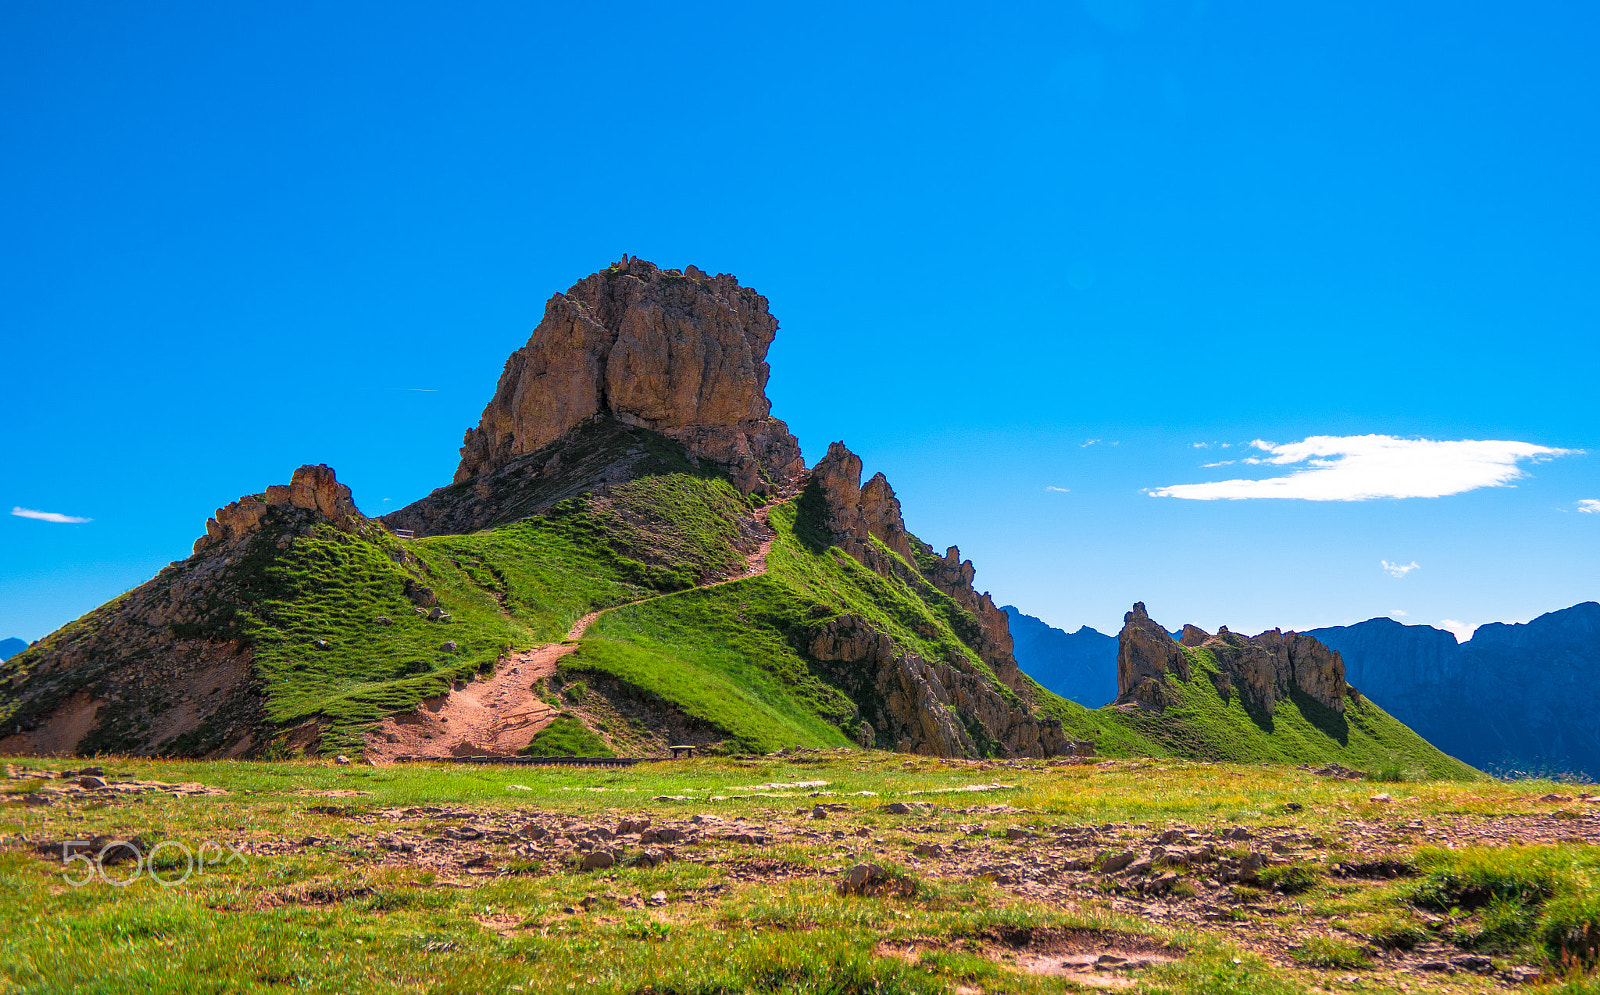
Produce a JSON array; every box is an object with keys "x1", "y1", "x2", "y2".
[
  {"x1": 1081, "y1": 439, "x2": 1101, "y2": 448},
  {"x1": 1150, "y1": 435, "x2": 1577, "y2": 501},
  {"x1": 1381, "y1": 560, "x2": 1419, "y2": 578},
  {"x1": 1201, "y1": 460, "x2": 1236, "y2": 468},
  {"x1": 386, "y1": 387, "x2": 438, "y2": 392},
  {"x1": 1045, "y1": 486, "x2": 1071, "y2": 493},
  {"x1": 1389, "y1": 609, "x2": 1409, "y2": 617},
  {"x1": 1579, "y1": 499, "x2": 1600, "y2": 514},
  {"x1": 12, "y1": 507, "x2": 92, "y2": 524},
  {"x1": 1192, "y1": 442, "x2": 1208, "y2": 449},
  {"x1": 1437, "y1": 619, "x2": 1478, "y2": 643}
]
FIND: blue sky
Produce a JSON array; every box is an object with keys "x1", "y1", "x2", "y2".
[{"x1": 3, "y1": 1, "x2": 1596, "y2": 643}]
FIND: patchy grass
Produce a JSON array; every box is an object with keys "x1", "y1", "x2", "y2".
[{"x1": 0, "y1": 753, "x2": 1593, "y2": 994}]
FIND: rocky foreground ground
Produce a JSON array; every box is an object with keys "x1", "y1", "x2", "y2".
[{"x1": 3, "y1": 754, "x2": 1598, "y2": 994}]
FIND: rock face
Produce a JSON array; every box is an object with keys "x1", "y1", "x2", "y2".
[
  {"x1": 453, "y1": 257, "x2": 804, "y2": 496},
  {"x1": 194, "y1": 464, "x2": 360, "y2": 555},
  {"x1": 1115, "y1": 604, "x2": 1348, "y2": 716},
  {"x1": 1310, "y1": 603, "x2": 1600, "y2": 779},
  {"x1": 1115, "y1": 603, "x2": 1190, "y2": 708},
  {"x1": 803, "y1": 441, "x2": 1068, "y2": 758},
  {"x1": 809, "y1": 442, "x2": 1022, "y2": 687},
  {"x1": 807, "y1": 613, "x2": 1069, "y2": 759}
]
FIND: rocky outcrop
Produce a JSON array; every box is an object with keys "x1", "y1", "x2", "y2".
[
  {"x1": 1117, "y1": 605, "x2": 1349, "y2": 716},
  {"x1": 809, "y1": 441, "x2": 1022, "y2": 689},
  {"x1": 1116, "y1": 603, "x2": 1190, "y2": 710},
  {"x1": 0, "y1": 465, "x2": 378, "y2": 759},
  {"x1": 807, "y1": 613, "x2": 1069, "y2": 759},
  {"x1": 193, "y1": 464, "x2": 360, "y2": 555},
  {"x1": 453, "y1": 257, "x2": 804, "y2": 496}
]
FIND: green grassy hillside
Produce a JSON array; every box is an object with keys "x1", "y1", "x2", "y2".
[
  {"x1": 1104, "y1": 644, "x2": 1481, "y2": 779},
  {"x1": 246, "y1": 472, "x2": 759, "y2": 752}
]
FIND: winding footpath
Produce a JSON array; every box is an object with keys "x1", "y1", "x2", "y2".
[{"x1": 364, "y1": 502, "x2": 781, "y2": 762}]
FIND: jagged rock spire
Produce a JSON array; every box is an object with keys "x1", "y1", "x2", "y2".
[{"x1": 453, "y1": 258, "x2": 804, "y2": 495}]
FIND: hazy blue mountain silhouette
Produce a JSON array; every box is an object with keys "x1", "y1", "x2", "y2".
[
  {"x1": 0, "y1": 638, "x2": 26, "y2": 661},
  {"x1": 1002, "y1": 606, "x2": 1119, "y2": 707},
  {"x1": 1310, "y1": 602, "x2": 1600, "y2": 780}
]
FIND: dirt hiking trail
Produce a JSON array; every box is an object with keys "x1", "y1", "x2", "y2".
[{"x1": 364, "y1": 501, "x2": 782, "y2": 762}]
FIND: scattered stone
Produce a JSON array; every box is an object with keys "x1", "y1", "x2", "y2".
[
  {"x1": 837, "y1": 862, "x2": 884, "y2": 895},
  {"x1": 1539, "y1": 793, "x2": 1573, "y2": 803},
  {"x1": 1005, "y1": 827, "x2": 1037, "y2": 841},
  {"x1": 77, "y1": 775, "x2": 107, "y2": 789},
  {"x1": 913, "y1": 843, "x2": 943, "y2": 857},
  {"x1": 1503, "y1": 966, "x2": 1543, "y2": 984},
  {"x1": 1223, "y1": 826, "x2": 1251, "y2": 840},
  {"x1": 881, "y1": 802, "x2": 934, "y2": 815},
  {"x1": 334, "y1": 755, "x2": 351, "y2": 766},
  {"x1": 439, "y1": 641, "x2": 458, "y2": 653},
  {"x1": 1284, "y1": 802, "x2": 1304, "y2": 812},
  {"x1": 1450, "y1": 955, "x2": 1493, "y2": 974},
  {"x1": 811, "y1": 805, "x2": 828, "y2": 820},
  {"x1": 313, "y1": 639, "x2": 331, "y2": 650},
  {"x1": 1417, "y1": 961, "x2": 1453, "y2": 972},
  {"x1": 616, "y1": 819, "x2": 650, "y2": 834},
  {"x1": 1099, "y1": 851, "x2": 1137, "y2": 874},
  {"x1": 647, "y1": 890, "x2": 667, "y2": 906},
  {"x1": 581, "y1": 850, "x2": 615, "y2": 871},
  {"x1": 1369, "y1": 793, "x2": 1393, "y2": 804},
  {"x1": 375, "y1": 616, "x2": 392, "y2": 625}
]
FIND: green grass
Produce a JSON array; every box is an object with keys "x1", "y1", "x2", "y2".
[
  {"x1": 4, "y1": 753, "x2": 1588, "y2": 995},
  {"x1": 518, "y1": 716, "x2": 615, "y2": 758},
  {"x1": 1102, "y1": 644, "x2": 1482, "y2": 778}
]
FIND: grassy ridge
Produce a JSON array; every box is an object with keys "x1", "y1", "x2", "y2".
[
  {"x1": 1105, "y1": 646, "x2": 1481, "y2": 779},
  {"x1": 231, "y1": 474, "x2": 756, "y2": 753}
]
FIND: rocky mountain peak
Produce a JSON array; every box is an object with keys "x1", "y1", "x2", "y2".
[
  {"x1": 453, "y1": 257, "x2": 804, "y2": 496},
  {"x1": 1117, "y1": 605, "x2": 1349, "y2": 716},
  {"x1": 193, "y1": 464, "x2": 360, "y2": 555}
]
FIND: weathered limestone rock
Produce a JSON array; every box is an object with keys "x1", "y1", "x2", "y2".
[
  {"x1": 1116, "y1": 603, "x2": 1191, "y2": 706},
  {"x1": 807, "y1": 613, "x2": 1069, "y2": 759},
  {"x1": 453, "y1": 257, "x2": 804, "y2": 495},
  {"x1": 1117, "y1": 603, "x2": 1350, "y2": 715},
  {"x1": 809, "y1": 441, "x2": 1022, "y2": 689},
  {"x1": 1178, "y1": 624, "x2": 1210, "y2": 647},
  {"x1": 194, "y1": 464, "x2": 360, "y2": 555}
]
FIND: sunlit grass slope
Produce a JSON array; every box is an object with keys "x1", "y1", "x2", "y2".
[
  {"x1": 210, "y1": 472, "x2": 755, "y2": 753},
  {"x1": 1103, "y1": 645, "x2": 1481, "y2": 779}
]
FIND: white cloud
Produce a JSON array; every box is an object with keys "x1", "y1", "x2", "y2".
[
  {"x1": 1192, "y1": 442, "x2": 1209, "y2": 449},
  {"x1": 1389, "y1": 609, "x2": 1409, "y2": 617},
  {"x1": 12, "y1": 507, "x2": 92, "y2": 524},
  {"x1": 1081, "y1": 439, "x2": 1101, "y2": 448},
  {"x1": 1437, "y1": 619, "x2": 1478, "y2": 643},
  {"x1": 1149, "y1": 435, "x2": 1577, "y2": 501},
  {"x1": 1381, "y1": 560, "x2": 1419, "y2": 578},
  {"x1": 1201, "y1": 460, "x2": 1236, "y2": 468},
  {"x1": 1579, "y1": 499, "x2": 1600, "y2": 514},
  {"x1": 1045, "y1": 486, "x2": 1071, "y2": 493}
]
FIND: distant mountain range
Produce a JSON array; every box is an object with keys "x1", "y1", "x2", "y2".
[
  {"x1": 0, "y1": 639, "x2": 26, "y2": 662},
  {"x1": 1007, "y1": 601, "x2": 1600, "y2": 781},
  {"x1": 1308, "y1": 603, "x2": 1600, "y2": 780},
  {"x1": 1002, "y1": 607, "x2": 1118, "y2": 707}
]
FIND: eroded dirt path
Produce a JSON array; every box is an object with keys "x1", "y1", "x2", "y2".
[{"x1": 364, "y1": 500, "x2": 783, "y2": 762}]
